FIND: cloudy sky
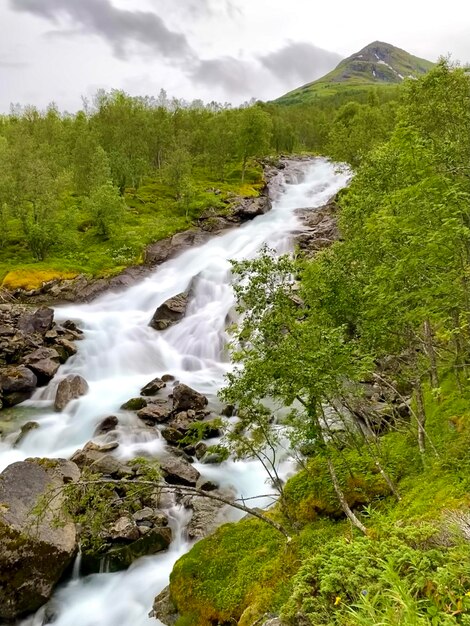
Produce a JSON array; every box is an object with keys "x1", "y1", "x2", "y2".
[{"x1": 1, "y1": 0, "x2": 469, "y2": 112}]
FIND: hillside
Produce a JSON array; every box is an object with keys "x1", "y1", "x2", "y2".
[{"x1": 276, "y1": 41, "x2": 434, "y2": 105}]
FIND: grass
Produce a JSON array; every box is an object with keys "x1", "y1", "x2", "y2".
[
  {"x1": 168, "y1": 372, "x2": 470, "y2": 626},
  {"x1": 0, "y1": 163, "x2": 264, "y2": 288}
]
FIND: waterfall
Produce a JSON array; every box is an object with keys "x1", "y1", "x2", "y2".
[{"x1": 1, "y1": 158, "x2": 350, "y2": 626}]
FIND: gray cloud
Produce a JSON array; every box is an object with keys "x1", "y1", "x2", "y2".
[
  {"x1": 260, "y1": 42, "x2": 341, "y2": 85},
  {"x1": 190, "y1": 56, "x2": 262, "y2": 96},
  {"x1": 10, "y1": 0, "x2": 193, "y2": 61}
]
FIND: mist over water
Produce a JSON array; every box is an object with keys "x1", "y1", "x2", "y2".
[{"x1": 1, "y1": 159, "x2": 350, "y2": 626}]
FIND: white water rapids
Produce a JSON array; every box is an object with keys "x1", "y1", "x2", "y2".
[{"x1": 0, "y1": 158, "x2": 350, "y2": 626}]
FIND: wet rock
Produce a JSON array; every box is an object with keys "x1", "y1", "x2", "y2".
[
  {"x1": 149, "y1": 293, "x2": 188, "y2": 331},
  {"x1": 54, "y1": 374, "x2": 89, "y2": 412},
  {"x1": 201, "y1": 451, "x2": 226, "y2": 465},
  {"x1": 151, "y1": 586, "x2": 179, "y2": 625},
  {"x1": 121, "y1": 397, "x2": 147, "y2": 411},
  {"x1": 140, "y1": 377, "x2": 166, "y2": 396},
  {"x1": 183, "y1": 487, "x2": 234, "y2": 540},
  {"x1": 137, "y1": 400, "x2": 172, "y2": 424},
  {"x1": 0, "y1": 365, "x2": 37, "y2": 407},
  {"x1": 23, "y1": 347, "x2": 61, "y2": 385},
  {"x1": 221, "y1": 404, "x2": 236, "y2": 417},
  {"x1": 108, "y1": 516, "x2": 140, "y2": 542},
  {"x1": 161, "y1": 374, "x2": 175, "y2": 382},
  {"x1": 62, "y1": 320, "x2": 82, "y2": 334},
  {"x1": 17, "y1": 307, "x2": 54, "y2": 335},
  {"x1": 14, "y1": 420, "x2": 40, "y2": 446},
  {"x1": 198, "y1": 479, "x2": 219, "y2": 492},
  {"x1": 234, "y1": 195, "x2": 271, "y2": 220},
  {"x1": 94, "y1": 415, "x2": 119, "y2": 436},
  {"x1": 172, "y1": 383, "x2": 208, "y2": 412},
  {"x1": 0, "y1": 458, "x2": 79, "y2": 620},
  {"x1": 160, "y1": 457, "x2": 200, "y2": 487},
  {"x1": 53, "y1": 338, "x2": 77, "y2": 363},
  {"x1": 194, "y1": 442, "x2": 208, "y2": 460},
  {"x1": 161, "y1": 427, "x2": 185, "y2": 445},
  {"x1": 70, "y1": 442, "x2": 131, "y2": 478}
]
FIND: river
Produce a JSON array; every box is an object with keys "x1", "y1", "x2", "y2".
[{"x1": 0, "y1": 158, "x2": 350, "y2": 626}]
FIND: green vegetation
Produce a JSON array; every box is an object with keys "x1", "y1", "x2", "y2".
[{"x1": 167, "y1": 61, "x2": 470, "y2": 625}]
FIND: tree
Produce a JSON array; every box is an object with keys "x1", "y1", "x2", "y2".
[
  {"x1": 236, "y1": 106, "x2": 272, "y2": 182},
  {"x1": 221, "y1": 251, "x2": 375, "y2": 534},
  {"x1": 85, "y1": 180, "x2": 125, "y2": 239}
]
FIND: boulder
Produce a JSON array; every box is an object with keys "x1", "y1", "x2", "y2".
[
  {"x1": 0, "y1": 365, "x2": 37, "y2": 407},
  {"x1": 103, "y1": 526, "x2": 172, "y2": 572},
  {"x1": 161, "y1": 427, "x2": 185, "y2": 445},
  {"x1": 140, "y1": 377, "x2": 166, "y2": 396},
  {"x1": 0, "y1": 458, "x2": 79, "y2": 620},
  {"x1": 172, "y1": 383, "x2": 208, "y2": 412},
  {"x1": 151, "y1": 586, "x2": 179, "y2": 625},
  {"x1": 70, "y1": 442, "x2": 131, "y2": 478},
  {"x1": 23, "y1": 348, "x2": 61, "y2": 385},
  {"x1": 17, "y1": 307, "x2": 54, "y2": 335},
  {"x1": 53, "y1": 338, "x2": 77, "y2": 363},
  {"x1": 194, "y1": 442, "x2": 208, "y2": 460},
  {"x1": 120, "y1": 397, "x2": 147, "y2": 411},
  {"x1": 137, "y1": 400, "x2": 172, "y2": 424},
  {"x1": 234, "y1": 196, "x2": 271, "y2": 220},
  {"x1": 54, "y1": 374, "x2": 89, "y2": 412},
  {"x1": 160, "y1": 457, "x2": 200, "y2": 487},
  {"x1": 149, "y1": 293, "x2": 189, "y2": 331},
  {"x1": 108, "y1": 516, "x2": 140, "y2": 542},
  {"x1": 94, "y1": 415, "x2": 119, "y2": 436},
  {"x1": 183, "y1": 487, "x2": 234, "y2": 540},
  {"x1": 14, "y1": 421, "x2": 40, "y2": 446}
]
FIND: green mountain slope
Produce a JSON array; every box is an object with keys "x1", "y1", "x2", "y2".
[{"x1": 276, "y1": 41, "x2": 434, "y2": 105}]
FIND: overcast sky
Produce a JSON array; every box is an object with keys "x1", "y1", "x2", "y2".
[{"x1": 1, "y1": 0, "x2": 469, "y2": 112}]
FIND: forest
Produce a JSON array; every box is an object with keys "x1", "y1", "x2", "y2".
[{"x1": 0, "y1": 84, "x2": 395, "y2": 288}]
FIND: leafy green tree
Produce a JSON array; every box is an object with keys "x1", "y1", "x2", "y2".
[
  {"x1": 85, "y1": 180, "x2": 125, "y2": 239},
  {"x1": 236, "y1": 107, "x2": 273, "y2": 182}
]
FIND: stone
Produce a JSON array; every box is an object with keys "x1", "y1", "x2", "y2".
[
  {"x1": 234, "y1": 196, "x2": 271, "y2": 220},
  {"x1": 160, "y1": 457, "x2": 200, "y2": 487},
  {"x1": 53, "y1": 338, "x2": 77, "y2": 362},
  {"x1": 161, "y1": 427, "x2": 185, "y2": 445},
  {"x1": 103, "y1": 526, "x2": 172, "y2": 572},
  {"x1": 54, "y1": 374, "x2": 89, "y2": 412},
  {"x1": 14, "y1": 421, "x2": 40, "y2": 446},
  {"x1": 70, "y1": 442, "x2": 131, "y2": 478},
  {"x1": 17, "y1": 307, "x2": 54, "y2": 335},
  {"x1": 183, "y1": 487, "x2": 234, "y2": 540},
  {"x1": 120, "y1": 397, "x2": 147, "y2": 411},
  {"x1": 149, "y1": 293, "x2": 189, "y2": 331},
  {"x1": 0, "y1": 365, "x2": 37, "y2": 407},
  {"x1": 151, "y1": 586, "x2": 179, "y2": 625},
  {"x1": 161, "y1": 374, "x2": 175, "y2": 382},
  {"x1": 23, "y1": 347, "x2": 61, "y2": 385},
  {"x1": 108, "y1": 516, "x2": 140, "y2": 542},
  {"x1": 0, "y1": 458, "x2": 79, "y2": 620},
  {"x1": 94, "y1": 415, "x2": 119, "y2": 436},
  {"x1": 201, "y1": 451, "x2": 226, "y2": 465},
  {"x1": 194, "y1": 442, "x2": 208, "y2": 460},
  {"x1": 197, "y1": 479, "x2": 219, "y2": 492},
  {"x1": 172, "y1": 383, "x2": 208, "y2": 412},
  {"x1": 137, "y1": 401, "x2": 172, "y2": 424},
  {"x1": 140, "y1": 377, "x2": 166, "y2": 396}
]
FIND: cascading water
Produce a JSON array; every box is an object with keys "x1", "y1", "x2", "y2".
[{"x1": 1, "y1": 158, "x2": 350, "y2": 626}]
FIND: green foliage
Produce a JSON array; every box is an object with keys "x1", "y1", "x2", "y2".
[{"x1": 84, "y1": 180, "x2": 125, "y2": 239}]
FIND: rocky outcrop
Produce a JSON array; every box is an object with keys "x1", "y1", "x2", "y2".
[
  {"x1": 0, "y1": 458, "x2": 80, "y2": 621},
  {"x1": 183, "y1": 487, "x2": 235, "y2": 540},
  {"x1": 54, "y1": 374, "x2": 89, "y2": 412},
  {"x1": 140, "y1": 377, "x2": 166, "y2": 395},
  {"x1": 0, "y1": 305, "x2": 83, "y2": 409},
  {"x1": 295, "y1": 196, "x2": 340, "y2": 257},
  {"x1": 149, "y1": 294, "x2": 189, "y2": 331},
  {"x1": 151, "y1": 586, "x2": 180, "y2": 625}
]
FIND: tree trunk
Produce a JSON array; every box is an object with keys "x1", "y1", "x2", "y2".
[
  {"x1": 414, "y1": 378, "x2": 426, "y2": 454},
  {"x1": 423, "y1": 319, "x2": 438, "y2": 388},
  {"x1": 327, "y1": 458, "x2": 368, "y2": 535}
]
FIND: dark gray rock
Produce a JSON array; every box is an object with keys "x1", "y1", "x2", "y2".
[
  {"x1": 54, "y1": 374, "x2": 89, "y2": 412},
  {"x1": 172, "y1": 383, "x2": 208, "y2": 412},
  {"x1": 140, "y1": 377, "x2": 166, "y2": 396},
  {"x1": 120, "y1": 397, "x2": 147, "y2": 411},
  {"x1": 0, "y1": 458, "x2": 79, "y2": 620},
  {"x1": 17, "y1": 307, "x2": 54, "y2": 335},
  {"x1": 94, "y1": 415, "x2": 119, "y2": 436},
  {"x1": 149, "y1": 293, "x2": 189, "y2": 331},
  {"x1": 160, "y1": 457, "x2": 200, "y2": 487},
  {"x1": 23, "y1": 348, "x2": 61, "y2": 385},
  {"x1": 137, "y1": 400, "x2": 172, "y2": 424},
  {"x1": 0, "y1": 365, "x2": 37, "y2": 406}
]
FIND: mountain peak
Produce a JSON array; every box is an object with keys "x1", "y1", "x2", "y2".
[{"x1": 275, "y1": 41, "x2": 434, "y2": 104}]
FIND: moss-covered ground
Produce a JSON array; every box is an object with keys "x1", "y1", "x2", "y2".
[
  {"x1": 0, "y1": 164, "x2": 264, "y2": 290},
  {"x1": 168, "y1": 372, "x2": 470, "y2": 625}
]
